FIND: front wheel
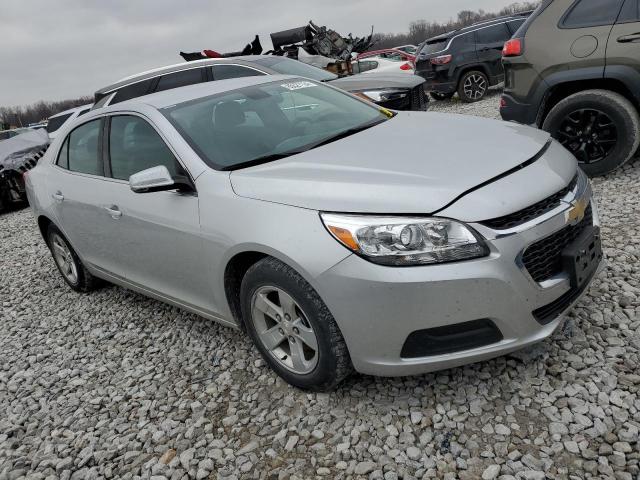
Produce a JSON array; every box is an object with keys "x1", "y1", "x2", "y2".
[
  {"x1": 458, "y1": 70, "x2": 488, "y2": 103},
  {"x1": 240, "y1": 257, "x2": 353, "y2": 391},
  {"x1": 542, "y1": 89, "x2": 640, "y2": 177}
]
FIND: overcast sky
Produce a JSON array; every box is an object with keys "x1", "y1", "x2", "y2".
[{"x1": 2, "y1": 0, "x2": 519, "y2": 107}]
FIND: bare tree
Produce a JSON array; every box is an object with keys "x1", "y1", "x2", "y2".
[{"x1": 0, "y1": 96, "x2": 92, "y2": 128}]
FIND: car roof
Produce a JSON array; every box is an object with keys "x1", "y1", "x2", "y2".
[
  {"x1": 112, "y1": 74, "x2": 299, "y2": 110},
  {"x1": 426, "y1": 13, "x2": 530, "y2": 42},
  {"x1": 48, "y1": 103, "x2": 93, "y2": 119},
  {"x1": 96, "y1": 56, "x2": 278, "y2": 96}
]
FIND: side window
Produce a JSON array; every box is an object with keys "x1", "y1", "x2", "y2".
[
  {"x1": 155, "y1": 68, "x2": 204, "y2": 93},
  {"x1": 56, "y1": 138, "x2": 69, "y2": 169},
  {"x1": 212, "y1": 65, "x2": 266, "y2": 80},
  {"x1": 618, "y1": 0, "x2": 640, "y2": 22},
  {"x1": 108, "y1": 115, "x2": 182, "y2": 181},
  {"x1": 476, "y1": 24, "x2": 512, "y2": 44},
  {"x1": 506, "y1": 18, "x2": 526, "y2": 35},
  {"x1": 46, "y1": 113, "x2": 73, "y2": 133},
  {"x1": 77, "y1": 108, "x2": 90, "y2": 117},
  {"x1": 68, "y1": 120, "x2": 102, "y2": 176},
  {"x1": 111, "y1": 79, "x2": 153, "y2": 105},
  {"x1": 562, "y1": 0, "x2": 624, "y2": 28}
]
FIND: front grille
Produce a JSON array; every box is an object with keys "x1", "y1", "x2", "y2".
[
  {"x1": 522, "y1": 204, "x2": 593, "y2": 283},
  {"x1": 482, "y1": 175, "x2": 578, "y2": 230},
  {"x1": 410, "y1": 86, "x2": 428, "y2": 111}
]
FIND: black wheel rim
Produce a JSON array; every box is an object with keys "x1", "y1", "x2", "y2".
[{"x1": 556, "y1": 108, "x2": 617, "y2": 164}]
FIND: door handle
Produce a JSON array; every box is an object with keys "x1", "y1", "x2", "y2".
[
  {"x1": 104, "y1": 205, "x2": 122, "y2": 219},
  {"x1": 52, "y1": 191, "x2": 64, "y2": 202},
  {"x1": 617, "y1": 33, "x2": 640, "y2": 43}
]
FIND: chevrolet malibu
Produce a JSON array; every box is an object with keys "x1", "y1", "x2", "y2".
[{"x1": 25, "y1": 75, "x2": 603, "y2": 391}]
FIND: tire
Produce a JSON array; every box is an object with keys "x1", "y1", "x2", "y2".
[
  {"x1": 430, "y1": 91, "x2": 455, "y2": 101},
  {"x1": 46, "y1": 224, "x2": 102, "y2": 292},
  {"x1": 240, "y1": 257, "x2": 353, "y2": 391},
  {"x1": 457, "y1": 70, "x2": 489, "y2": 103},
  {"x1": 542, "y1": 89, "x2": 640, "y2": 177}
]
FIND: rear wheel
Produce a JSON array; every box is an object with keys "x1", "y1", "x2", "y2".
[
  {"x1": 458, "y1": 70, "x2": 488, "y2": 103},
  {"x1": 430, "y1": 91, "x2": 455, "y2": 101},
  {"x1": 46, "y1": 224, "x2": 102, "y2": 292},
  {"x1": 240, "y1": 257, "x2": 352, "y2": 391},
  {"x1": 542, "y1": 89, "x2": 640, "y2": 177}
]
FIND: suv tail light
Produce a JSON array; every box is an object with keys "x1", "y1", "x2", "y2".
[
  {"x1": 430, "y1": 55, "x2": 452, "y2": 65},
  {"x1": 400, "y1": 63, "x2": 413, "y2": 71},
  {"x1": 503, "y1": 38, "x2": 523, "y2": 57}
]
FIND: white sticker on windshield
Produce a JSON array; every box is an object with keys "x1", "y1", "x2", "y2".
[{"x1": 280, "y1": 81, "x2": 317, "y2": 91}]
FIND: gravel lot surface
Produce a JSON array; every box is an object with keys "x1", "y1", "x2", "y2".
[{"x1": 1, "y1": 94, "x2": 639, "y2": 480}]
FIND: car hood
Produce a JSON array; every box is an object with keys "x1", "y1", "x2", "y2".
[
  {"x1": 327, "y1": 72, "x2": 425, "y2": 91},
  {"x1": 230, "y1": 112, "x2": 552, "y2": 214}
]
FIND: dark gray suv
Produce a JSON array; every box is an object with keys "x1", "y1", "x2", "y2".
[{"x1": 501, "y1": 0, "x2": 640, "y2": 176}]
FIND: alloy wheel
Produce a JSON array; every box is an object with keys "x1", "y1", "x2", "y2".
[
  {"x1": 250, "y1": 286, "x2": 319, "y2": 374},
  {"x1": 50, "y1": 233, "x2": 78, "y2": 284},
  {"x1": 463, "y1": 74, "x2": 487, "y2": 100},
  {"x1": 556, "y1": 108, "x2": 617, "y2": 164}
]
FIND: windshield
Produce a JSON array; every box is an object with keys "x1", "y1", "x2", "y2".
[
  {"x1": 250, "y1": 57, "x2": 337, "y2": 82},
  {"x1": 162, "y1": 79, "x2": 389, "y2": 170}
]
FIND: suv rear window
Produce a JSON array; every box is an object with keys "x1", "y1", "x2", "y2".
[
  {"x1": 46, "y1": 113, "x2": 73, "y2": 133},
  {"x1": 561, "y1": 0, "x2": 624, "y2": 28},
  {"x1": 420, "y1": 39, "x2": 449, "y2": 55}
]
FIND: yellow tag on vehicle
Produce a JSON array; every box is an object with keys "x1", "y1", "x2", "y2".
[{"x1": 379, "y1": 107, "x2": 394, "y2": 118}]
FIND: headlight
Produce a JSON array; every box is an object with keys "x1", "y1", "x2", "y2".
[
  {"x1": 321, "y1": 213, "x2": 489, "y2": 266},
  {"x1": 355, "y1": 89, "x2": 408, "y2": 103}
]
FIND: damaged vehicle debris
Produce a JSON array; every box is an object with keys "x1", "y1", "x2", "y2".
[
  {"x1": 0, "y1": 128, "x2": 49, "y2": 211},
  {"x1": 181, "y1": 21, "x2": 374, "y2": 76}
]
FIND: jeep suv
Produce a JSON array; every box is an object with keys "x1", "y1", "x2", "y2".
[
  {"x1": 501, "y1": 0, "x2": 640, "y2": 176},
  {"x1": 415, "y1": 13, "x2": 529, "y2": 102}
]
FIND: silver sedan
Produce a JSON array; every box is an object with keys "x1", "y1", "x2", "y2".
[{"x1": 25, "y1": 75, "x2": 603, "y2": 390}]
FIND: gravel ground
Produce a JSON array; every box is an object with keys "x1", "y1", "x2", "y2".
[{"x1": 1, "y1": 95, "x2": 639, "y2": 480}]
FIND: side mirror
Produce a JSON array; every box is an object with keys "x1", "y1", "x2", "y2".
[{"x1": 129, "y1": 165, "x2": 194, "y2": 194}]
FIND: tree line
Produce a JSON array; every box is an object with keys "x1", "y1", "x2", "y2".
[
  {"x1": 372, "y1": 2, "x2": 539, "y2": 49},
  {"x1": 1, "y1": 2, "x2": 538, "y2": 129},
  {"x1": 0, "y1": 96, "x2": 93, "y2": 129}
]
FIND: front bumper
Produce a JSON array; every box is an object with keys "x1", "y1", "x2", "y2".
[{"x1": 315, "y1": 172, "x2": 603, "y2": 376}]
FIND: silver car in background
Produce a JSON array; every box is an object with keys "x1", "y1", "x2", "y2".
[{"x1": 25, "y1": 75, "x2": 603, "y2": 390}]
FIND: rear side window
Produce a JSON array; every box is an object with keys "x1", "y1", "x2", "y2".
[
  {"x1": 108, "y1": 115, "x2": 182, "y2": 180},
  {"x1": 506, "y1": 18, "x2": 526, "y2": 35},
  {"x1": 561, "y1": 0, "x2": 624, "y2": 28},
  {"x1": 46, "y1": 113, "x2": 73, "y2": 133},
  {"x1": 56, "y1": 139, "x2": 69, "y2": 169},
  {"x1": 156, "y1": 68, "x2": 205, "y2": 92},
  {"x1": 111, "y1": 79, "x2": 153, "y2": 104},
  {"x1": 619, "y1": 0, "x2": 640, "y2": 22},
  {"x1": 212, "y1": 65, "x2": 265, "y2": 80},
  {"x1": 476, "y1": 24, "x2": 512, "y2": 44},
  {"x1": 67, "y1": 120, "x2": 102, "y2": 176}
]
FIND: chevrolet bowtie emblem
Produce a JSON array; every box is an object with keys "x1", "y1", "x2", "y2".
[{"x1": 566, "y1": 197, "x2": 588, "y2": 225}]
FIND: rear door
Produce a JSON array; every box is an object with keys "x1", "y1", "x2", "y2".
[
  {"x1": 475, "y1": 22, "x2": 513, "y2": 80},
  {"x1": 48, "y1": 118, "x2": 115, "y2": 267},
  {"x1": 606, "y1": 0, "x2": 640, "y2": 99}
]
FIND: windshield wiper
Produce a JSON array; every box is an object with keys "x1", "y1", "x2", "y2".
[{"x1": 221, "y1": 117, "x2": 388, "y2": 171}]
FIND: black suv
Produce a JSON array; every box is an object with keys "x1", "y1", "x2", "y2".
[
  {"x1": 501, "y1": 0, "x2": 640, "y2": 176},
  {"x1": 415, "y1": 13, "x2": 529, "y2": 102}
]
